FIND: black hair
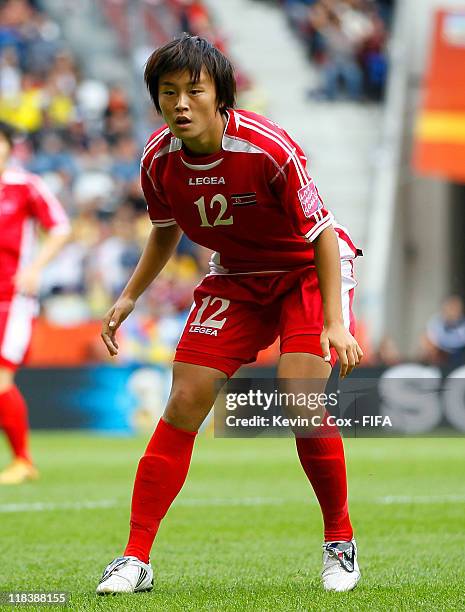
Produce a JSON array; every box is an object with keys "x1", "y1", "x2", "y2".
[{"x1": 144, "y1": 33, "x2": 236, "y2": 114}]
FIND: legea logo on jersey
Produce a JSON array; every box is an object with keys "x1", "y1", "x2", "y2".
[
  {"x1": 298, "y1": 179, "x2": 322, "y2": 218},
  {"x1": 188, "y1": 177, "x2": 226, "y2": 186}
]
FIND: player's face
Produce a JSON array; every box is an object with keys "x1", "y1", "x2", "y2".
[
  {"x1": 158, "y1": 69, "x2": 224, "y2": 153},
  {"x1": 0, "y1": 133, "x2": 12, "y2": 171}
]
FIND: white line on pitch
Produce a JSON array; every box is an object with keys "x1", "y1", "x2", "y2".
[
  {"x1": 378, "y1": 494, "x2": 465, "y2": 504},
  {"x1": 0, "y1": 497, "x2": 286, "y2": 514},
  {"x1": 3, "y1": 494, "x2": 463, "y2": 514},
  {"x1": 0, "y1": 500, "x2": 117, "y2": 513}
]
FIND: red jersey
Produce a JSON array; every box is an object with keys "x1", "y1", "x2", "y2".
[
  {"x1": 142, "y1": 109, "x2": 358, "y2": 274},
  {"x1": 0, "y1": 168, "x2": 70, "y2": 301}
]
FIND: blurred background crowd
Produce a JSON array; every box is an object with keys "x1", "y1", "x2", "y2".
[
  {"x1": 0, "y1": 0, "x2": 235, "y2": 366},
  {"x1": 2, "y1": 0, "x2": 464, "y2": 370},
  {"x1": 281, "y1": 0, "x2": 393, "y2": 100}
]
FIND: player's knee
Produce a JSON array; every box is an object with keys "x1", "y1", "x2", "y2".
[
  {"x1": 170, "y1": 380, "x2": 214, "y2": 410},
  {"x1": 164, "y1": 384, "x2": 213, "y2": 429}
]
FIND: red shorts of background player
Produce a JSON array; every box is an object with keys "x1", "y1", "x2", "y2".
[
  {"x1": 0, "y1": 295, "x2": 37, "y2": 371},
  {"x1": 175, "y1": 261, "x2": 357, "y2": 377}
]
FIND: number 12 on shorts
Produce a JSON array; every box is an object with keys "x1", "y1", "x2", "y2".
[{"x1": 190, "y1": 295, "x2": 230, "y2": 334}]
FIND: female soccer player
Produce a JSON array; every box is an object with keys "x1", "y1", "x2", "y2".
[
  {"x1": 97, "y1": 34, "x2": 363, "y2": 594},
  {"x1": 0, "y1": 122, "x2": 70, "y2": 484}
]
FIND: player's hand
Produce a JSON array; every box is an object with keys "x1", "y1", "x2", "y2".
[
  {"x1": 13, "y1": 265, "x2": 41, "y2": 296},
  {"x1": 320, "y1": 323, "x2": 363, "y2": 378},
  {"x1": 101, "y1": 297, "x2": 135, "y2": 357}
]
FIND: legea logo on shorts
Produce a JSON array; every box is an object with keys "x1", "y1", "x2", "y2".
[
  {"x1": 298, "y1": 180, "x2": 322, "y2": 218},
  {"x1": 189, "y1": 325, "x2": 219, "y2": 336}
]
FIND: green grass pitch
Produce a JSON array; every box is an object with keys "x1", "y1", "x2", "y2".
[{"x1": 1, "y1": 433, "x2": 465, "y2": 611}]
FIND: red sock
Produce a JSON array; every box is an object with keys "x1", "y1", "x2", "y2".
[
  {"x1": 124, "y1": 418, "x2": 197, "y2": 563},
  {"x1": 0, "y1": 385, "x2": 31, "y2": 462},
  {"x1": 295, "y1": 416, "x2": 353, "y2": 542}
]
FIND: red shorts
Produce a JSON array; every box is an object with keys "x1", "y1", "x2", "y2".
[
  {"x1": 0, "y1": 295, "x2": 37, "y2": 371},
  {"x1": 175, "y1": 261, "x2": 356, "y2": 377}
]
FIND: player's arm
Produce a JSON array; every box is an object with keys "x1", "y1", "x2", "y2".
[
  {"x1": 313, "y1": 226, "x2": 363, "y2": 377},
  {"x1": 14, "y1": 229, "x2": 71, "y2": 296},
  {"x1": 101, "y1": 224, "x2": 182, "y2": 356},
  {"x1": 268, "y1": 136, "x2": 363, "y2": 377},
  {"x1": 17, "y1": 174, "x2": 71, "y2": 295}
]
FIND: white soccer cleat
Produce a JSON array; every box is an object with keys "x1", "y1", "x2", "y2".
[
  {"x1": 96, "y1": 556, "x2": 153, "y2": 595},
  {"x1": 321, "y1": 539, "x2": 361, "y2": 592}
]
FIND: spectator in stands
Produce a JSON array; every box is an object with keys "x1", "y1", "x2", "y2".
[
  {"x1": 282, "y1": 0, "x2": 318, "y2": 37},
  {"x1": 1, "y1": 71, "x2": 43, "y2": 133},
  {"x1": 373, "y1": 335, "x2": 401, "y2": 367},
  {"x1": 423, "y1": 295, "x2": 465, "y2": 368},
  {"x1": 376, "y1": 0, "x2": 394, "y2": 26},
  {"x1": 23, "y1": 8, "x2": 61, "y2": 73},
  {"x1": 357, "y1": 2, "x2": 388, "y2": 100},
  {"x1": 91, "y1": 204, "x2": 142, "y2": 300},
  {"x1": 110, "y1": 135, "x2": 141, "y2": 185},
  {"x1": 104, "y1": 83, "x2": 133, "y2": 143},
  {"x1": 78, "y1": 136, "x2": 112, "y2": 174},
  {"x1": 0, "y1": 46, "x2": 22, "y2": 97},
  {"x1": 0, "y1": 0, "x2": 32, "y2": 64},
  {"x1": 283, "y1": 0, "x2": 389, "y2": 101},
  {"x1": 27, "y1": 131, "x2": 77, "y2": 180},
  {"x1": 309, "y1": 2, "x2": 363, "y2": 100}
]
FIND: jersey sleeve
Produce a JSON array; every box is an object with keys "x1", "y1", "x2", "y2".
[
  {"x1": 141, "y1": 163, "x2": 177, "y2": 228},
  {"x1": 269, "y1": 142, "x2": 333, "y2": 242},
  {"x1": 27, "y1": 174, "x2": 70, "y2": 234}
]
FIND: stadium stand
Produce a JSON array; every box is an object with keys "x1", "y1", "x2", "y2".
[{"x1": 280, "y1": 0, "x2": 393, "y2": 101}]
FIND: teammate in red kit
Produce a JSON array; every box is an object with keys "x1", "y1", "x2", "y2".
[
  {"x1": 0, "y1": 122, "x2": 70, "y2": 484},
  {"x1": 97, "y1": 35, "x2": 363, "y2": 594}
]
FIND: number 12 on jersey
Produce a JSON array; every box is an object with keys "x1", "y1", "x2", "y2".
[{"x1": 194, "y1": 194, "x2": 233, "y2": 227}]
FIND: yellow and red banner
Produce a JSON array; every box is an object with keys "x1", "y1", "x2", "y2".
[{"x1": 413, "y1": 9, "x2": 465, "y2": 182}]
